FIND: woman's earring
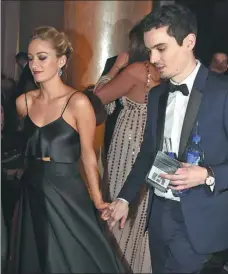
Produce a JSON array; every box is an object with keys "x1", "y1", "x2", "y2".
[{"x1": 58, "y1": 68, "x2": 63, "y2": 77}]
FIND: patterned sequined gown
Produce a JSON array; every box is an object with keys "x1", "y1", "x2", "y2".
[{"x1": 107, "y1": 95, "x2": 151, "y2": 273}]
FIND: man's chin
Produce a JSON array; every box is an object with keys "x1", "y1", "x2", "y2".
[{"x1": 160, "y1": 73, "x2": 169, "y2": 80}]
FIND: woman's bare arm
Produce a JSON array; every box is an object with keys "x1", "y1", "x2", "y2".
[
  {"x1": 16, "y1": 93, "x2": 28, "y2": 118},
  {"x1": 95, "y1": 62, "x2": 146, "y2": 104},
  {"x1": 71, "y1": 93, "x2": 108, "y2": 210}
]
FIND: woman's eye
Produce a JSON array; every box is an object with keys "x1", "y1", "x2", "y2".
[
  {"x1": 38, "y1": 55, "x2": 47, "y2": 61},
  {"x1": 28, "y1": 57, "x2": 33, "y2": 62},
  {"x1": 158, "y1": 48, "x2": 165, "y2": 52}
]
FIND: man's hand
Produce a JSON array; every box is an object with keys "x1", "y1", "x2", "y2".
[
  {"x1": 101, "y1": 199, "x2": 129, "y2": 229},
  {"x1": 160, "y1": 163, "x2": 208, "y2": 191}
]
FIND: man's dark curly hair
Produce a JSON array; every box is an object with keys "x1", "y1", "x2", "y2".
[{"x1": 142, "y1": 4, "x2": 197, "y2": 46}]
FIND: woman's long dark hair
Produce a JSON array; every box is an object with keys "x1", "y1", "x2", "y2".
[{"x1": 128, "y1": 20, "x2": 149, "y2": 65}]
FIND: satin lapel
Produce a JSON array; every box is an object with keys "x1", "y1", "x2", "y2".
[
  {"x1": 178, "y1": 88, "x2": 202, "y2": 159},
  {"x1": 156, "y1": 91, "x2": 169, "y2": 152},
  {"x1": 147, "y1": 82, "x2": 168, "y2": 153},
  {"x1": 178, "y1": 64, "x2": 209, "y2": 160}
]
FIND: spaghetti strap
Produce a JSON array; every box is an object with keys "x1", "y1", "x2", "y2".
[
  {"x1": 61, "y1": 91, "x2": 77, "y2": 116},
  {"x1": 24, "y1": 93, "x2": 28, "y2": 114}
]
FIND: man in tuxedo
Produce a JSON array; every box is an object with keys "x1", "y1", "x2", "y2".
[
  {"x1": 101, "y1": 55, "x2": 123, "y2": 156},
  {"x1": 210, "y1": 52, "x2": 228, "y2": 75},
  {"x1": 102, "y1": 4, "x2": 228, "y2": 274}
]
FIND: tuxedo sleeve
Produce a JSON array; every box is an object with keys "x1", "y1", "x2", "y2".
[
  {"x1": 101, "y1": 56, "x2": 117, "y2": 76},
  {"x1": 117, "y1": 101, "x2": 154, "y2": 203},
  {"x1": 212, "y1": 91, "x2": 228, "y2": 193}
]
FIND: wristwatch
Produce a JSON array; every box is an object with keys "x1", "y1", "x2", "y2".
[{"x1": 204, "y1": 166, "x2": 215, "y2": 186}]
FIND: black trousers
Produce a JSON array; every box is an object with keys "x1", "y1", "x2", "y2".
[{"x1": 148, "y1": 195, "x2": 209, "y2": 273}]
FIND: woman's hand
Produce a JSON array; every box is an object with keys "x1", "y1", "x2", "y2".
[
  {"x1": 95, "y1": 201, "x2": 110, "y2": 212},
  {"x1": 115, "y1": 52, "x2": 129, "y2": 69},
  {"x1": 107, "y1": 52, "x2": 129, "y2": 79}
]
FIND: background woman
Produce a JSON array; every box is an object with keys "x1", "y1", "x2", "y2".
[{"x1": 94, "y1": 22, "x2": 160, "y2": 273}]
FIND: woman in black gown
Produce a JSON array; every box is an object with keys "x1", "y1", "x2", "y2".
[{"x1": 8, "y1": 26, "x2": 123, "y2": 273}]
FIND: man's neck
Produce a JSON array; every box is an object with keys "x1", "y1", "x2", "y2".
[{"x1": 171, "y1": 58, "x2": 197, "y2": 84}]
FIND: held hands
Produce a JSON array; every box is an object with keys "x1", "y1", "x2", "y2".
[
  {"x1": 160, "y1": 163, "x2": 208, "y2": 191},
  {"x1": 95, "y1": 201, "x2": 111, "y2": 213},
  {"x1": 101, "y1": 200, "x2": 129, "y2": 229}
]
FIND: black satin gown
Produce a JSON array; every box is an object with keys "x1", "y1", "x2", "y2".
[{"x1": 8, "y1": 93, "x2": 124, "y2": 273}]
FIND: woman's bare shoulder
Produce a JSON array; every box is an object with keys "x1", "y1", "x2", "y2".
[
  {"x1": 125, "y1": 61, "x2": 147, "y2": 71},
  {"x1": 123, "y1": 62, "x2": 150, "y2": 78},
  {"x1": 16, "y1": 89, "x2": 39, "y2": 102},
  {"x1": 16, "y1": 89, "x2": 39, "y2": 117},
  {"x1": 67, "y1": 90, "x2": 91, "y2": 109}
]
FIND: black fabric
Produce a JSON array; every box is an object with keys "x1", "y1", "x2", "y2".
[
  {"x1": 201, "y1": 250, "x2": 228, "y2": 274},
  {"x1": 7, "y1": 89, "x2": 124, "y2": 272},
  {"x1": 168, "y1": 82, "x2": 189, "y2": 96},
  {"x1": 24, "y1": 90, "x2": 107, "y2": 161},
  {"x1": 24, "y1": 116, "x2": 81, "y2": 163},
  {"x1": 83, "y1": 88, "x2": 107, "y2": 126},
  {"x1": 102, "y1": 56, "x2": 117, "y2": 75},
  {"x1": 178, "y1": 86, "x2": 204, "y2": 159},
  {"x1": 1, "y1": 206, "x2": 7, "y2": 271},
  {"x1": 156, "y1": 89, "x2": 169, "y2": 152},
  {"x1": 7, "y1": 161, "x2": 124, "y2": 273}
]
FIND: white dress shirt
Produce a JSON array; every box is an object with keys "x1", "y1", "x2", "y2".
[{"x1": 154, "y1": 60, "x2": 201, "y2": 201}]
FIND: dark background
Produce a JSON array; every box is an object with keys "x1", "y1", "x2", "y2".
[{"x1": 176, "y1": 0, "x2": 228, "y2": 66}]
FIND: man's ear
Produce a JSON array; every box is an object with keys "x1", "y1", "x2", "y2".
[{"x1": 183, "y1": 33, "x2": 196, "y2": 51}]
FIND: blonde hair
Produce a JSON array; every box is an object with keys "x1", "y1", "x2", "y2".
[{"x1": 30, "y1": 26, "x2": 73, "y2": 71}]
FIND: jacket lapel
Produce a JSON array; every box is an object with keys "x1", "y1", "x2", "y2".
[
  {"x1": 156, "y1": 89, "x2": 169, "y2": 152},
  {"x1": 148, "y1": 82, "x2": 169, "y2": 153},
  {"x1": 178, "y1": 64, "x2": 209, "y2": 160}
]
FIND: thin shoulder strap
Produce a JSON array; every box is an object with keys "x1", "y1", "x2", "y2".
[
  {"x1": 61, "y1": 91, "x2": 77, "y2": 116},
  {"x1": 24, "y1": 93, "x2": 28, "y2": 114}
]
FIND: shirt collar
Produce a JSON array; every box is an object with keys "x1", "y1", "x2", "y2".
[{"x1": 170, "y1": 60, "x2": 201, "y2": 95}]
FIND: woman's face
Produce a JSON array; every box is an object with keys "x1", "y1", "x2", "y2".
[{"x1": 28, "y1": 39, "x2": 66, "y2": 83}]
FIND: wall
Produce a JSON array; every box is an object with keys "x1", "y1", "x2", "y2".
[
  {"x1": 1, "y1": 1, "x2": 20, "y2": 78},
  {"x1": 19, "y1": 0, "x2": 64, "y2": 52},
  {"x1": 1, "y1": 1, "x2": 64, "y2": 78},
  {"x1": 177, "y1": 0, "x2": 228, "y2": 66}
]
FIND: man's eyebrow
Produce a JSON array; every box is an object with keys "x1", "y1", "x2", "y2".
[{"x1": 145, "y1": 43, "x2": 167, "y2": 50}]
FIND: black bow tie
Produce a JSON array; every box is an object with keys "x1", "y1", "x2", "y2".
[{"x1": 168, "y1": 82, "x2": 189, "y2": 96}]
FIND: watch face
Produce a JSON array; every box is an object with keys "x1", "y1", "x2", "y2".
[{"x1": 206, "y1": 176, "x2": 215, "y2": 186}]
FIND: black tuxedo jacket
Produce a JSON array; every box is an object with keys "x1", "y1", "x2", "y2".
[{"x1": 119, "y1": 64, "x2": 228, "y2": 254}]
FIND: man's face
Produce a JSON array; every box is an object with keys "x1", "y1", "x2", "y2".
[
  {"x1": 211, "y1": 53, "x2": 228, "y2": 74},
  {"x1": 144, "y1": 26, "x2": 195, "y2": 80}
]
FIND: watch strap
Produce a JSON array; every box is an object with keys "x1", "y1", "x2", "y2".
[{"x1": 205, "y1": 165, "x2": 214, "y2": 178}]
